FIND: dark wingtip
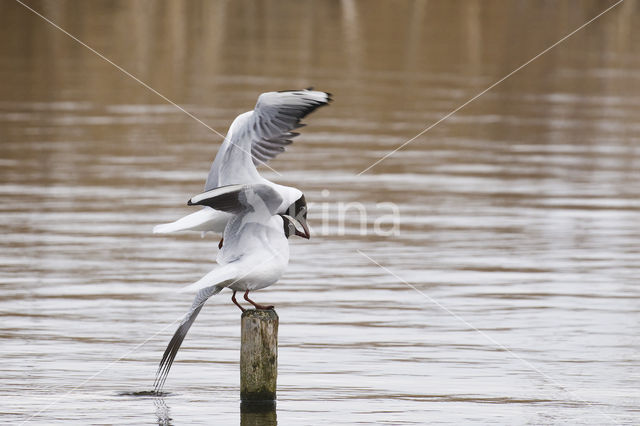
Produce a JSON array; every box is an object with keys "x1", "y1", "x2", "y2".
[
  {"x1": 153, "y1": 305, "x2": 205, "y2": 393},
  {"x1": 187, "y1": 199, "x2": 194, "y2": 206}
]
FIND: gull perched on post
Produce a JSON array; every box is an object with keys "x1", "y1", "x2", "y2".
[
  {"x1": 154, "y1": 183, "x2": 309, "y2": 393},
  {"x1": 153, "y1": 89, "x2": 331, "y2": 243}
]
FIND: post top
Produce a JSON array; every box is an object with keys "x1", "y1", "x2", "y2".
[{"x1": 241, "y1": 309, "x2": 278, "y2": 320}]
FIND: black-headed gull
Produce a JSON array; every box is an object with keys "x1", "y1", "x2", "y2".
[
  {"x1": 154, "y1": 183, "x2": 308, "y2": 392},
  {"x1": 153, "y1": 89, "x2": 330, "y2": 241}
]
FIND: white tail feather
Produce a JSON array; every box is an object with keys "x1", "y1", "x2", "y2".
[{"x1": 153, "y1": 208, "x2": 230, "y2": 234}]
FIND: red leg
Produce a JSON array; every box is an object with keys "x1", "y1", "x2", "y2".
[
  {"x1": 218, "y1": 238, "x2": 224, "y2": 249},
  {"x1": 231, "y1": 291, "x2": 245, "y2": 312},
  {"x1": 244, "y1": 290, "x2": 274, "y2": 310}
]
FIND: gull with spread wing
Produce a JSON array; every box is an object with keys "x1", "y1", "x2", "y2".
[
  {"x1": 154, "y1": 183, "x2": 308, "y2": 392},
  {"x1": 153, "y1": 89, "x2": 331, "y2": 243}
]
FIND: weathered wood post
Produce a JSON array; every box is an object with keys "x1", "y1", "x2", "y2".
[{"x1": 240, "y1": 309, "x2": 278, "y2": 403}]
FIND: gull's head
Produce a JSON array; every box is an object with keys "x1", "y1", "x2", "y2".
[
  {"x1": 283, "y1": 194, "x2": 310, "y2": 239},
  {"x1": 280, "y1": 215, "x2": 309, "y2": 239}
]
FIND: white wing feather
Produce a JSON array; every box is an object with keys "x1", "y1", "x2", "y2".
[{"x1": 180, "y1": 263, "x2": 240, "y2": 293}]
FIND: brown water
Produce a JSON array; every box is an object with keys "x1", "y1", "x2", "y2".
[{"x1": 1, "y1": 0, "x2": 639, "y2": 424}]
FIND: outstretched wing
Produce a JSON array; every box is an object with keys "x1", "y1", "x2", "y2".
[
  {"x1": 154, "y1": 285, "x2": 224, "y2": 393},
  {"x1": 245, "y1": 89, "x2": 331, "y2": 165},
  {"x1": 154, "y1": 262, "x2": 242, "y2": 392},
  {"x1": 204, "y1": 89, "x2": 330, "y2": 190},
  {"x1": 188, "y1": 183, "x2": 284, "y2": 216}
]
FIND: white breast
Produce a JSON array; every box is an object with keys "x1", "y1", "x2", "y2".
[{"x1": 219, "y1": 215, "x2": 289, "y2": 291}]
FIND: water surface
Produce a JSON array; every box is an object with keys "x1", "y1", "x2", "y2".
[{"x1": 1, "y1": 0, "x2": 639, "y2": 424}]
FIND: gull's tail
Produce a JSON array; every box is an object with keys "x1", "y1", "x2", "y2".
[
  {"x1": 153, "y1": 285, "x2": 222, "y2": 393},
  {"x1": 153, "y1": 208, "x2": 230, "y2": 234}
]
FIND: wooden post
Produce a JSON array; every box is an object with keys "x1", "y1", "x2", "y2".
[{"x1": 240, "y1": 309, "x2": 278, "y2": 402}]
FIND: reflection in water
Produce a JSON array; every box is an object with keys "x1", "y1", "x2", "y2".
[
  {"x1": 240, "y1": 401, "x2": 277, "y2": 426},
  {"x1": 1, "y1": 0, "x2": 639, "y2": 424},
  {"x1": 152, "y1": 394, "x2": 278, "y2": 425},
  {"x1": 154, "y1": 397, "x2": 173, "y2": 426}
]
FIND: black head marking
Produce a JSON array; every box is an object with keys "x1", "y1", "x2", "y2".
[
  {"x1": 280, "y1": 215, "x2": 297, "y2": 238},
  {"x1": 283, "y1": 194, "x2": 310, "y2": 239},
  {"x1": 293, "y1": 194, "x2": 307, "y2": 222}
]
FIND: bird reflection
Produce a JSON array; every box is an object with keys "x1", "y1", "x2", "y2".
[
  {"x1": 152, "y1": 395, "x2": 277, "y2": 425},
  {"x1": 154, "y1": 396, "x2": 172, "y2": 426}
]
